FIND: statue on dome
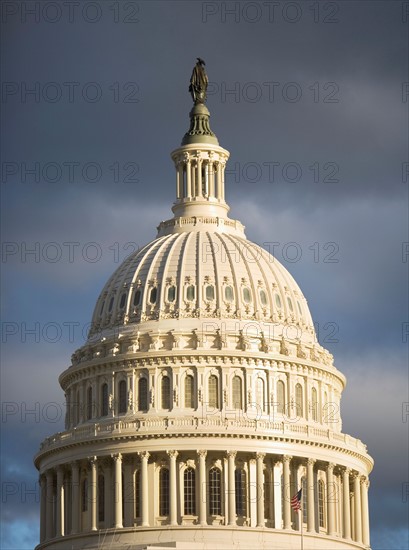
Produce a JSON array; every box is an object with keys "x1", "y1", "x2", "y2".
[{"x1": 189, "y1": 58, "x2": 208, "y2": 104}]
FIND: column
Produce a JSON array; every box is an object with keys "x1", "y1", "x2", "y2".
[
  {"x1": 123, "y1": 457, "x2": 135, "y2": 527},
  {"x1": 168, "y1": 451, "x2": 179, "y2": 526},
  {"x1": 283, "y1": 455, "x2": 292, "y2": 529},
  {"x1": 89, "y1": 457, "x2": 97, "y2": 531},
  {"x1": 353, "y1": 473, "x2": 362, "y2": 543},
  {"x1": 186, "y1": 159, "x2": 192, "y2": 198},
  {"x1": 56, "y1": 466, "x2": 65, "y2": 537},
  {"x1": 227, "y1": 451, "x2": 236, "y2": 526},
  {"x1": 256, "y1": 453, "x2": 265, "y2": 527},
  {"x1": 327, "y1": 463, "x2": 335, "y2": 536},
  {"x1": 197, "y1": 156, "x2": 202, "y2": 197},
  {"x1": 307, "y1": 458, "x2": 316, "y2": 533},
  {"x1": 273, "y1": 460, "x2": 282, "y2": 529},
  {"x1": 71, "y1": 462, "x2": 80, "y2": 534},
  {"x1": 113, "y1": 454, "x2": 123, "y2": 529},
  {"x1": 361, "y1": 477, "x2": 370, "y2": 546},
  {"x1": 40, "y1": 475, "x2": 46, "y2": 542},
  {"x1": 342, "y1": 468, "x2": 351, "y2": 539},
  {"x1": 217, "y1": 162, "x2": 222, "y2": 200},
  {"x1": 139, "y1": 451, "x2": 150, "y2": 527},
  {"x1": 103, "y1": 460, "x2": 113, "y2": 528},
  {"x1": 45, "y1": 470, "x2": 54, "y2": 540},
  {"x1": 208, "y1": 160, "x2": 215, "y2": 197},
  {"x1": 197, "y1": 450, "x2": 207, "y2": 525}
]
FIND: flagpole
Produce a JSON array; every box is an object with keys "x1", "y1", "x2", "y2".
[{"x1": 300, "y1": 509, "x2": 304, "y2": 550}]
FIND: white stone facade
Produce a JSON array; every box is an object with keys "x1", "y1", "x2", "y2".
[{"x1": 34, "y1": 89, "x2": 373, "y2": 550}]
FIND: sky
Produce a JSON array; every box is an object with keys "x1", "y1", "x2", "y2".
[{"x1": 1, "y1": 1, "x2": 408, "y2": 548}]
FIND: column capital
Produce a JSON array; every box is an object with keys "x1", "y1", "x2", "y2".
[
  {"x1": 343, "y1": 466, "x2": 352, "y2": 476},
  {"x1": 283, "y1": 455, "x2": 292, "y2": 464},
  {"x1": 307, "y1": 458, "x2": 316, "y2": 466},
  {"x1": 167, "y1": 450, "x2": 179, "y2": 459},
  {"x1": 226, "y1": 450, "x2": 237, "y2": 459},
  {"x1": 327, "y1": 462, "x2": 335, "y2": 472},
  {"x1": 88, "y1": 455, "x2": 97, "y2": 467},
  {"x1": 197, "y1": 449, "x2": 207, "y2": 459},
  {"x1": 351, "y1": 471, "x2": 361, "y2": 481},
  {"x1": 256, "y1": 452, "x2": 266, "y2": 461},
  {"x1": 360, "y1": 476, "x2": 370, "y2": 488},
  {"x1": 111, "y1": 453, "x2": 122, "y2": 463},
  {"x1": 138, "y1": 450, "x2": 150, "y2": 461}
]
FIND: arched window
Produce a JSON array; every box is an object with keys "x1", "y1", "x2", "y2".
[
  {"x1": 277, "y1": 380, "x2": 285, "y2": 414},
  {"x1": 232, "y1": 376, "x2": 242, "y2": 409},
  {"x1": 149, "y1": 287, "x2": 157, "y2": 304},
  {"x1": 295, "y1": 383, "x2": 303, "y2": 417},
  {"x1": 323, "y1": 391, "x2": 328, "y2": 424},
  {"x1": 242, "y1": 287, "x2": 251, "y2": 303},
  {"x1": 186, "y1": 285, "x2": 195, "y2": 301},
  {"x1": 87, "y1": 386, "x2": 93, "y2": 420},
  {"x1": 135, "y1": 470, "x2": 141, "y2": 518},
  {"x1": 205, "y1": 285, "x2": 215, "y2": 301},
  {"x1": 208, "y1": 467, "x2": 222, "y2": 516},
  {"x1": 159, "y1": 468, "x2": 170, "y2": 516},
  {"x1": 98, "y1": 474, "x2": 105, "y2": 522},
  {"x1": 184, "y1": 375, "x2": 194, "y2": 409},
  {"x1": 119, "y1": 292, "x2": 126, "y2": 309},
  {"x1": 184, "y1": 467, "x2": 196, "y2": 515},
  {"x1": 118, "y1": 380, "x2": 127, "y2": 414},
  {"x1": 133, "y1": 289, "x2": 142, "y2": 307},
  {"x1": 235, "y1": 468, "x2": 247, "y2": 516},
  {"x1": 138, "y1": 378, "x2": 148, "y2": 411},
  {"x1": 225, "y1": 285, "x2": 234, "y2": 302},
  {"x1": 101, "y1": 383, "x2": 108, "y2": 417},
  {"x1": 108, "y1": 296, "x2": 114, "y2": 312},
  {"x1": 259, "y1": 289, "x2": 267, "y2": 306},
  {"x1": 167, "y1": 285, "x2": 176, "y2": 303},
  {"x1": 257, "y1": 378, "x2": 266, "y2": 413},
  {"x1": 311, "y1": 387, "x2": 318, "y2": 421},
  {"x1": 208, "y1": 375, "x2": 219, "y2": 409},
  {"x1": 318, "y1": 479, "x2": 326, "y2": 528},
  {"x1": 161, "y1": 375, "x2": 171, "y2": 409},
  {"x1": 287, "y1": 297, "x2": 293, "y2": 312},
  {"x1": 275, "y1": 293, "x2": 282, "y2": 309},
  {"x1": 100, "y1": 300, "x2": 105, "y2": 316},
  {"x1": 301, "y1": 476, "x2": 307, "y2": 523},
  {"x1": 82, "y1": 478, "x2": 88, "y2": 512}
]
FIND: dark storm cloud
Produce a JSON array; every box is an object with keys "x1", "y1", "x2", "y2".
[{"x1": 1, "y1": 1, "x2": 407, "y2": 548}]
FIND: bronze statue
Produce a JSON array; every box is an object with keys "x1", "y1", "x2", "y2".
[{"x1": 189, "y1": 58, "x2": 208, "y2": 104}]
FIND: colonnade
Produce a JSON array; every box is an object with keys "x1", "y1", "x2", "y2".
[
  {"x1": 175, "y1": 153, "x2": 227, "y2": 202},
  {"x1": 39, "y1": 452, "x2": 370, "y2": 547}
]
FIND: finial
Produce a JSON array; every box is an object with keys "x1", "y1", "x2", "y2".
[{"x1": 189, "y1": 58, "x2": 208, "y2": 105}]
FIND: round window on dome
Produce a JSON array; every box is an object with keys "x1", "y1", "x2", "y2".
[
  {"x1": 205, "y1": 285, "x2": 215, "y2": 301},
  {"x1": 149, "y1": 287, "x2": 157, "y2": 304},
  {"x1": 275, "y1": 294, "x2": 282, "y2": 308},
  {"x1": 259, "y1": 289, "x2": 267, "y2": 306},
  {"x1": 119, "y1": 293, "x2": 126, "y2": 309},
  {"x1": 287, "y1": 297, "x2": 293, "y2": 312},
  {"x1": 243, "y1": 287, "x2": 251, "y2": 304},
  {"x1": 167, "y1": 285, "x2": 176, "y2": 303},
  {"x1": 133, "y1": 289, "x2": 142, "y2": 307},
  {"x1": 100, "y1": 300, "x2": 105, "y2": 316},
  {"x1": 186, "y1": 285, "x2": 195, "y2": 301},
  {"x1": 108, "y1": 297, "x2": 114, "y2": 312},
  {"x1": 225, "y1": 285, "x2": 234, "y2": 302},
  {"x1": 297, "y1": 301, "x2": 302, "y2": 315}
]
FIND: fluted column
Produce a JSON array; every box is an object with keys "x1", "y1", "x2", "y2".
[
  {"x1": 89, "y1": 457, "x2": 97, "y2": 531},
  {"x1": 139, "y1": 451, "x2": 150, "y2": 526},
  {"x1": 40, "y1": 475, "x2": 46, "y2": 542},
  {"x1": 353, "y1": 474, "x2": 362, "y2": 543},
  {"x1": 45, "y1": 470, "x2": 54, "y2": 540},
  {"x1": 71, "y1": 462, "x2": 80, "y2": 534},
  {"x1": 186, "y1": 159, "x2": 192, "y2": 198},
  {"x1": 209, "y1": 160, "x2": 215, "y2": 197},
  {"x1": 197, "y1": 157, "x2": 203, "y2": 197},
  {"x1": 307, "y1": 458, "x2": 316, "y2": 533},
  {"x1": 168, "y1": 451, "x2": 179, "y2": 526},
  {"x1": 361, "y1": 477, "x2": 370, "y2": 546},
  {"x1": 113, "y1": 454, "x2": 123, "y2": 529},
  {"x1": 342, "y1": 468, "x2": 351, "y2": 539},
  {"x1": 283, "y1": 455, "x2": 292, "y2": 529},
  {"x1": 256, "y1": 453, "x2": 265, "y2": 527},
  {"x1": 56, "y1": 467, "x2": 65, "y2": 537},
  {"x1": 227, "y1": 451, "x2": 237, "y2": 525},
  {"x1": 327, "y1": 463, "x2": 336, "y2": 536},
  {"x1": 198, "y1": 450, "x2": 207, "y2": 525}
]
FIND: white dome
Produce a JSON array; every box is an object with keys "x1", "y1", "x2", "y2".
[{"x1": 90, "y1": 230, "x2": 315, "y2": 345}]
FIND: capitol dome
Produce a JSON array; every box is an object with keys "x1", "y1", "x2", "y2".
[{"x1": 35, "y1": 61, "x2": 373, "y2": 550}]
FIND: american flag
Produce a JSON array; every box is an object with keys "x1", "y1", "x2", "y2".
[{"x1": 290, "y1": 488, "x2": 302, "y2": 512}]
